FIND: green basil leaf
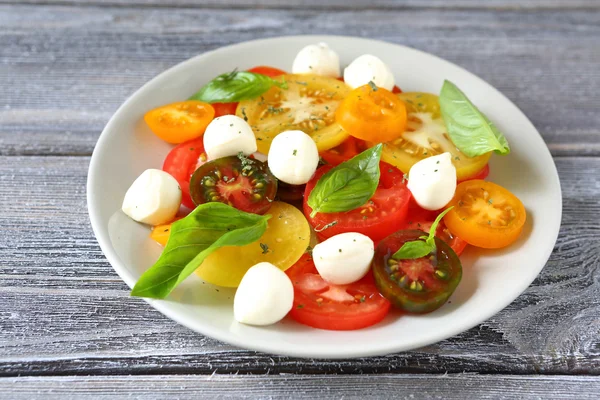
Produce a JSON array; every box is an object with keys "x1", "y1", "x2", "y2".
[
  {"x1": 439, "y1": 80, "x2": 510, "y2": 157},
  {"x1": 131, "y1": 202, "x2": 270, "y2": 299},
  {"x1": 393, "y1": 207, "x2": 454, "y2": 260},
  {"x1": 392, "y1": 240, "x2": 435, "y2": 260},
  {"x1": 189, "y1": 71, "x2": 287, "y2": 103},
  {"x1": 307, "y1": 144, "x2": 382, "y2": 217}
]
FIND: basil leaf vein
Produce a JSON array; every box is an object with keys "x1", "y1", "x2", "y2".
[
  {"x1": 307, "y1": 144, "x2": 382, "y2": 217},
  {"x1": 131, "y1": 202, "x2": 270, "y2": 299},
  {"x1": 393, "y1": 207, "x2": 453, "y2": 260},
  {"x1": 189, "y1": 71, "x2": 287, "y2": 103},
  {"x1": 439, "y1": 80, "x2": 510, "y2": 157}
]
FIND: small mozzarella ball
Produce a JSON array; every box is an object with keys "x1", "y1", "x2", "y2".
[
  {"x1": 234, "y1": 262, "x2": 294, "y2": 326},
  {"x1": 122, "y1": 169, "x2": 181, "y2": 225},
  {"x1": 407, "y1": 152, "x2": 457, "y2": 211},
  {"x1": 203, "y1": 115, "x2": 257, "y2": 160},
  {"x1": 267, "y1": 130, "x2": 319, "y2": 185},
  {"x1": 292, "y1": 42, "x2": 341, "y2": 78},
  {"x1": 343, "y1": 54, "x2": 395, "y2": 91},
  {"x1": 312, "y1": 232, "x2": 374, "y2": 285}
]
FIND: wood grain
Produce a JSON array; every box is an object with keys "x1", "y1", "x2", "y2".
[
  {"x1": 0, "y1": 156, "x2": 598, "y2": 376},
  {"x1": 1, "y1": 0, "x2": 599, "y2": 10},
  {"x1": 1, "y1": 374, "x2": 600, "y2": 399},
  {"x1": 0, "y1": 5, "x2": 599, "y2": 156}
]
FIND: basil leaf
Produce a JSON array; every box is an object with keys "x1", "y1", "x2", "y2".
[
  {"x1": 307, "y1": 144, "x2": 382, "y2": 217},
  {"x1": 439, "y1": 80, "x2": 510, "y2": 157},
  {"x1": 131, "y1": 203, "x2": 270, "y2": 299},
  {"x1": 392, "y1": 240, "x2": 435, "y2": 260},
  {"x1": 189, "y1": 71, "x2": 287, "y2": 103},
  {"x1": 393, "y1": 207, "x2": 454, "y2": 260}
]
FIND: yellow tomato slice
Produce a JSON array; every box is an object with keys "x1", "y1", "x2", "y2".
[
  {"x1": 444, "y1": 180, "x2": 526, "y2": 249},
  {"x1": 149, "y1": 220, "x2": 179, "y2": 246},
  {"x1": 236, "y1": 74, "x2": 351, "y2": 154},
  {"x1": 378, "y1": 92, "x2": 491, "y2": 180},
  {"x1": 144, "y1": 100, "x2": 215, "y2": 144},
  {"x1": 195, "y1": 202, "x2": 310, "y2": 287}
]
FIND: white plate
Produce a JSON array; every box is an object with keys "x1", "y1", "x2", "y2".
[{"x1": 87, "y1": 35, "x2": 562, "y2": 358}]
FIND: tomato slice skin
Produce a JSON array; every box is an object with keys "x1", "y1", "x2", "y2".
[
  {"x1": 247, "y1": 65, "x2": 287, "y2": 77},
  {"x1": 457, "y1": 164, "x2": 490, "y2": 183},
  {"x1": 162, "y1": 137, "x2": 207, "y2": 209},
  {"x1": 286, "y1": 254, "x2": 391, "y2": 330},
  {"x1": 444, "y1": 180, "x2": 526, "y2": 249},
  {"x1": 144, "y1": 100, "x2": 215, "y2": 144},
  {"x1": 212, "y1": 102, "x2": 238, "y2": 117},
  {"x1": 336, "y1": 85, "x2": 407, "y2": 143},
  {"x1": 319, "y1": 136, "x2": 367, "y2": 166},
  {"x1": 303, "y1": 162, "x2": 411, "y2": 242},
  {"x1": 189, "y1": 156, "x2": 277, "y2": 215},
  {"x1": 373, "y1": 230, "x2": 462, "y2": 313}
]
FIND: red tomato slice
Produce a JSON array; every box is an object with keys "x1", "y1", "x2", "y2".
[
  {"x1": 286, "y1": 254, "x2": 391, "y2": 330},
  {"x1": 303, "y1": 162, "x2": 411, "y2": 242},
  {"x1": 392, "y1": 85, "x2": 403, "y2": 94},
  {"x1": 458, "y1": 163, "x2": 490, "y2": 183},
  {"x1": 162, "y1": 137, "x2": 207, "y2": 209},
  {"x1": 247, "y1": 66, "x2": 287, "y2": 77},
  {"x1": 403, "y1": 218, "x2": 468, "y2": 256},
  {"x1": 319, "y1": 136, "x2": 368, "y2": 166},
  {"x1": 212, "y1": 102, "x2": 238, "y2": 118}
]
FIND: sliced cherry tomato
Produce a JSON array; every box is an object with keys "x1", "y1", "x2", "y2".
[
  {"x1": 373, "y1": 230, "x2": 462, "y2": 313},
  {"x1": 197, "y1": 202, "x2": 310, "y2": 287},
  {"x1": 144, "y1": 100, "x2": 214, "y2": 144},
  {"x1": 286, "y1": 254, "x2": 391, "y2": 330},
  {"x1": 336, "y1": 84, "x2": 407, "y2": 143},
  {"x1": 444, "y1": 180, "x2": 526, "y2": 249},
  {"x1": 319, "y1": 136, "x2": 367, "y2": 166},
  {"x1": 247, "y1": 65, "x2": 287, "y2": 77},
  {"x1": 212, "y1": 102, "x2": 238, "y2": 117},
  {"x1": 392, "y1": 85, "x2": 402, "y2": 94},
  {"x1": 237, "y1": 74, "x2": 351, "y2": 154},
  {"x1": 458, "y1": 164, "x2": 490, "y2": 183},
  {"x1": 162, "y1": 137, "x2": 207, "y2": 209},
  {"x1": 378, "y1": 92, "x2": 491, "y2": 180},
  {"x1": 276, "y1": 181, "x2": 306, "y2": 203},
  {"x1": 189, "y1": 155, "x2": 277, "y2": 215},
  {"x1": 404, "y1": 219, "x2": 468, "y2": 256},
  {"x1": 303, "y1": 162, "x2": 411, "y2": 242},
  {"x1": 150, "y1": 222, "x2": 173, "y2": 246}
]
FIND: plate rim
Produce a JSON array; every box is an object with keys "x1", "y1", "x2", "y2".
[{"x1": 87, "y1": 34, "x2": 563, "y2": 358}]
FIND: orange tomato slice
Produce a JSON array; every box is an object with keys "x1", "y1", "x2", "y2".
[
  {"x1": 144, "y1": 100, "x2": 215, "y2": 144},
  {"x1": 335, "y1": 84, "x2": 407, "y2": 143},
  {"x1": 443, "y1": 180, "x2": 526, "y2": 249}
]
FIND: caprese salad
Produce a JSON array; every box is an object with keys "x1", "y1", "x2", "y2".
[{"x1": 121, "y1": 42, "x2": 526, "y2": 331}]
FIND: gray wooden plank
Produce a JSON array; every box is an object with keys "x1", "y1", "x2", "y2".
[
  {"x1": 1, "y1": 0, "x2": 599, "y2": 10},
  {"x1": 1, "y1": 374, "x2": 600, "y2": 400},
  {"x1": 0, "y1": 155, "x2": 599, "y2": 376},
  {"x1": 0, "y1": 5, "x2": 599, "y2": 156}
]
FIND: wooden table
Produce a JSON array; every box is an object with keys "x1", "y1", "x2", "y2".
[{"x1": 1, "y1": 0, "x2": 599, "y2": 398}]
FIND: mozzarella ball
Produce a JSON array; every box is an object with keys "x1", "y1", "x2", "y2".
[
  {"x1": 312, "y1": 232, "x2": 375, "y2": 285},
  {"x1": 203, "y1": 115, "x2": 257, "y2": 160},
  {"x1": 267, "y1": 130, "x2": 319, "y2": 185},
  {"x1": 407, "y1": 152, "x2": 457, "y2": 211},
  {"x1": 122, "y1": 169, "x2": 181, "y2": 225},
  {"x1": 234, "y1": 262, "x2": 294, "y2": 326},
  {"x1": 343, "y1": 54, "x2": 395, "y2": 91},
  {"x1": 292, "y1": 42, "x2": 341, "y2": 78}
]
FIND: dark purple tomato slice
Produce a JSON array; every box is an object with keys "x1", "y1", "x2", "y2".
[
  {"x1": 373, "y1": 230, "x2": 462, "y2": 313},
  {"x1": 189, "y1": 155, "x2": 277, "y2": 215}
]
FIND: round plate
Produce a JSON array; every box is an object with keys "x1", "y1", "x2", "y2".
[{"x1": 87, "y1": 35, "x2": 562, "y2": 358}]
